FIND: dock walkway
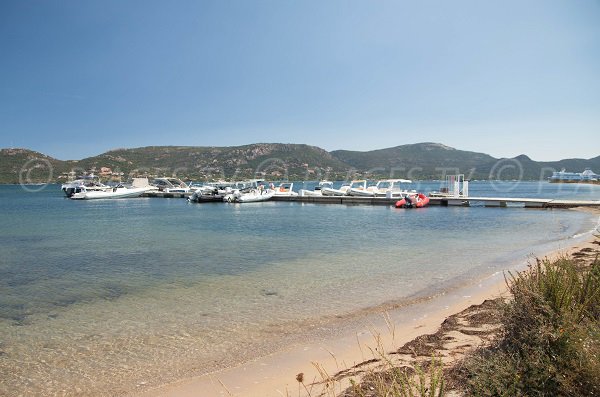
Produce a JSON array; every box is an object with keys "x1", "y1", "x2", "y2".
[{"x1": 142, "y1": 191, "x2": 599, "y2": 209}]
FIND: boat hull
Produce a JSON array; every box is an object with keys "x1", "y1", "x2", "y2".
[
  {"x1": 347, "y1": 188, "x2": 375, "y2": 197},
  {"x1": 321, "y1": 187, "x2": 348, "y2": 196},
  {"x1": 395, "y1": 193, "x2": 430, "y2": 208},
  {"x1": 236, "y1": 191, "x2": 275, "y2": 203},
  {"x1": 70, "y1": 187, "x2": 150, "y2": 200}
]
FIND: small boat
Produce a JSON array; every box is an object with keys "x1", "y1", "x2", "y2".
[
  {"x1": 152, "y1": 177, "x2": 193, "y2": 193},
  {"x1": 272, "y1": 182, "x2": 298, "y2": 197},
  {"x1": 299, "y1": 181, "x2": 333, "y2": 196},
  {"x1": 61, "y1": 174, "x2": 110, "y2": 197},
  {"x1": 346, "y1": 179, "x2": 412, "y2": 197},
  {"x1": 189, "y1": 181, "x2": 236, "y2": 203},
  {"x1": 188, "y1": 186, "x2": 229, "y2": 203},
  {"x1": 395, "y1": 193, "x2": 430, "y2": 208},
  {"x1": 235, "y1": 188, "x2": 275, "y2": 203},
  {"x1": 373, "y1": 179, "x2": 413, "y2": 198},
  {"x1": 70, "y1": 185, "x2": 153, "y2": 200},
  {"x1": 322, "y1": 180, "x2": 364, "y2": 196},
  {"x1": 222, "y1": 179, "x2": 267, "y2": 202},
  {"x1": 69, "y1": 178, "x2": 154, "y2": 200},
  {"x1": 345, "y1": 180, "x2": 369, "y2": 196}
]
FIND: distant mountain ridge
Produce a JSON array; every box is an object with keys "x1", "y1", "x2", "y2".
[{"x1": 1, "y1": 143, "x2": 599, "y2": 184}]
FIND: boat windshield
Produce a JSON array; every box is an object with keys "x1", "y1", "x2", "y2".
[
  {"x1": 376, "y1": 181, "x2": 392, "y2": 190},
  {"x1": 349, "y1": 180, "x2": 367, "y2": 189}
]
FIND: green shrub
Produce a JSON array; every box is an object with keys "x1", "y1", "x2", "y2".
[{"x1": 458, "y1": 256, "x2": 600, "y2": 396}]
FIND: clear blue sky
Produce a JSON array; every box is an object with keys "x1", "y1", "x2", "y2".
[{"x1": 1, "y1": 0, "x2": 599, "y2": 161}]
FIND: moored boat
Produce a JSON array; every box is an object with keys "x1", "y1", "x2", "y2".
[
  {"x1": 272, "y1": 182, "x2": 298, "y2": 197},
  {"x1": 235, "y1": 188, "x2": 275, "y2": 203},
  {"x1": 152, "y1": 177, "x2": 194, "y2": 193},
  {"x1": 70, "y1": 185, "x2": 154, "y2": 200},
  {"x1": 345, "y1": 180, "x2": 369, "y2": 196},
  {"x1": 61, "y1": 174, "x2": 110, "y2": 197},
  {"x1": 299, "y1": 181, "x2": 333, "y2": 196},
  {"x1": 395, "y1": 193, "x2": 430, "y2": 208},
  {"x1": 373, "y1": 179, "x2": 413, "y2": 197},
  {"x1": 188, "y1": 181, "x2": 235, "y2": 203}
]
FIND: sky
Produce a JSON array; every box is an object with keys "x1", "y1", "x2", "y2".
[{"x1": 1, "y1": 0, "x2": 599, "y2": 161}]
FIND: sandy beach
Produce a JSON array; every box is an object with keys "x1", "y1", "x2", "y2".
[{"x1": 136, "y1": 208, "x2": 600, "y2": 397}]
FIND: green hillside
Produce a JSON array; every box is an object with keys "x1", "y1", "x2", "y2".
[
  {"x1": 331, "y1": 142, "x2": 497, "y2": 179},
  {"x1": 0, "y1": 148, "x2": 70, "y2": 184},
  {"x1": 0, "y1": 144, "x2": 352, "y2": 183},
  {"x1": 1, "y1": 143, "x2": 599, "y2": 184}
]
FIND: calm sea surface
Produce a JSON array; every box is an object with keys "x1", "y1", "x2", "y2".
[{"x1": 0, "y1": 181, "x2": 599, "y2": 396}]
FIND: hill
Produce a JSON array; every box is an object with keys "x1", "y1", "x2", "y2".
[
  {"x1": 0, "y1": 144, "x2": 351, "y2": 183},
  {"x1": 331, "y1": 142, "x2": 498, "y2": 179},
  {"x1": 0, "y1": 148, "x2": 70, "y2": 184},
  {"x1": 1, "y1": 143, "x2": 599, "y2": 184},
  {"x1": 331, "y1": 143, "x2": 600, "y2": 180}
]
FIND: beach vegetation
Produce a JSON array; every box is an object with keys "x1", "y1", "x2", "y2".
[
  {"x1": 454, "y1": 253, "x2": 600, "y2": 396},
  {"x1": 305, "y1": 247, "x2": 600, "y2": 397}
]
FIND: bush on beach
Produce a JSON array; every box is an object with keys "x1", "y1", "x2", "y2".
[
  {"x1": 321, "y1": 250, "x2": 600, "y2": 397},
  {"x1": 456, "y1": 254, "x2": 600, "y2": 396}
]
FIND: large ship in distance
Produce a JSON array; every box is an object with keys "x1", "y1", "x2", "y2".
[{"x1": 549, "y1": 168, "x2": 599, "y2": 184}]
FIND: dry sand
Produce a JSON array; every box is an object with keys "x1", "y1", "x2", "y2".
[{"x1": 135, "y1": 209, "x2": 600, "y2": 397}]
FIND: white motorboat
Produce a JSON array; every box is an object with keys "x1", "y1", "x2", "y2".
[
  {"x1": 235, "y1": 189, "x2": 274, "y2": 203},
  {"x1": 272, "y1": 182, "x2": 298, "y2": 197},
  {"x1": 344, "y1": 180, "x2": 369, "y2": 196},
  {"x1": 321, "y1": 181, "x2": 352, "y2": 196},
  {"x1": 61, "y1": 174, "x2": 110, "y2": 197},
  {"x1": 152, "y1": 177, "x2": 193, "y2": 193},
  {"x1": 188, "y1": 182, "x2": 234, "y2": 203},
  {"x1": 373, "y1": 179, "x2": 413, "y2": 197},
  {"x1": 223, "y1": 180, "x2": 267, "y2": 202},
  {"x1": 298, "y1": 181, "x2": 333, "y2": 196},
  {"x1": 70, "y1": 184, "x2": 154, "y2": 200}
]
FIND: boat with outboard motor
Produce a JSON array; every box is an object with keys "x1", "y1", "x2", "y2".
[
  {"x1": 222, "y1": 180, "x2": 267, "y2": 202},
  {"x1": 70, "y1": 178, "x2": 155, "y2": 200},
  {"x1": 188, "y1": 182, "x2": 234, "y2": 203},
  {"x1": 61, "y1": 174, "x2": 110, "y2": 197},
  {"x1": 234, "y1": 188, "x2": 275, "y2": 203},
  {"x1": 395, "y1": 193, "x2": 430, "y2": 208},
  {"x1": 70, "y1": 185, "x2": 154, "y2": 200}
]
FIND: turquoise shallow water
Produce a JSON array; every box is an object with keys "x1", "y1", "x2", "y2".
[{"x1": 0, "y1": 182, "x2": 598, "y2": 396}]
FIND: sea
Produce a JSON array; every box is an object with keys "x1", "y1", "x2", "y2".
[{"x1": 0, "y1": 181, "x2": 599, "y2": 396}]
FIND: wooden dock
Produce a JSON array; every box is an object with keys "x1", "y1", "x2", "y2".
[{"x1": 142, "y1": 191, "x2": 600, "y2": 209}]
